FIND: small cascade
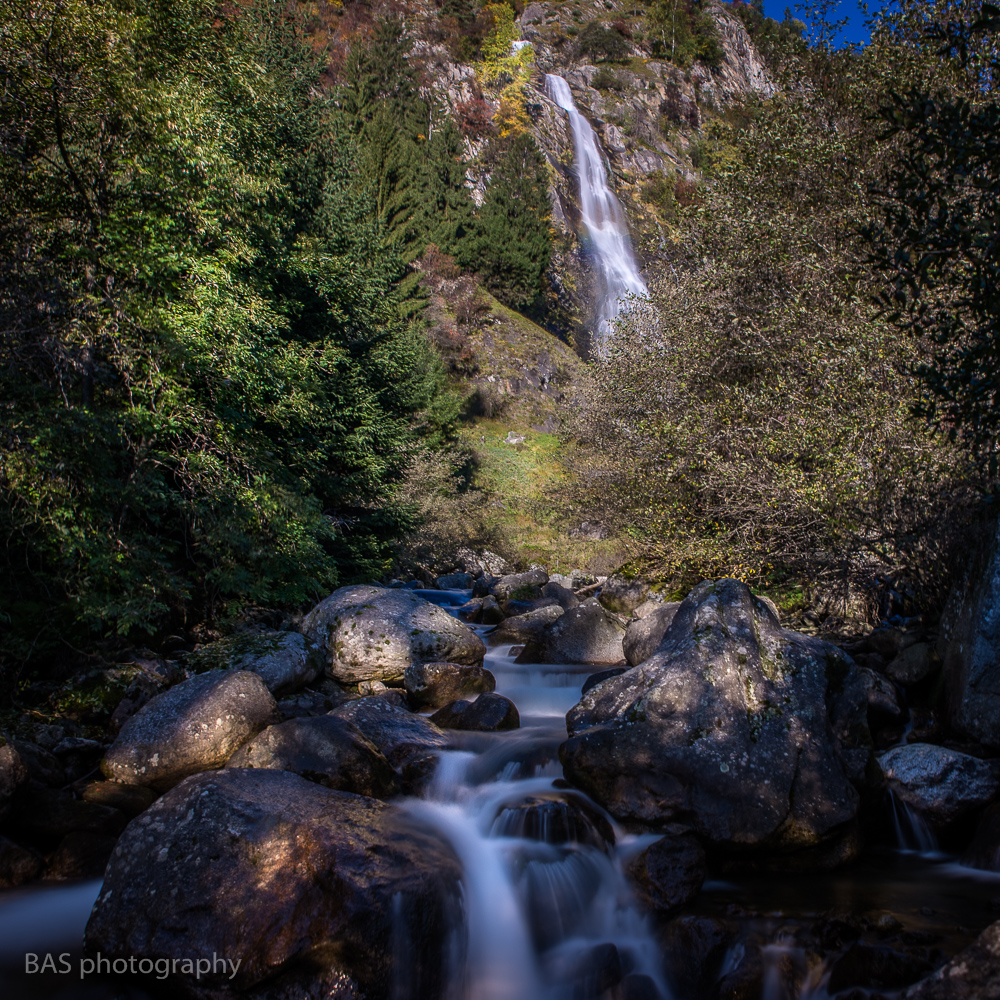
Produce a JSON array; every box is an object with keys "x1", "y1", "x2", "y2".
[
  {"x1": 544, "y1": 74, "x2": 649, "y2": 352},
  {"x1": 888, "y1": 790, "x2": 940, "y2": 855}
]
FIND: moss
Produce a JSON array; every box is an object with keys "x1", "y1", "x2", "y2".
[
  {"x1": 185, "y1": 632, "x2": 285, "y2": 674},
  {"x1": 510, "y1": 584, "x2": 539, "y2": 600}
]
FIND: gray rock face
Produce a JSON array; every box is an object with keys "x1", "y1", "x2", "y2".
[
  {"x1": 488, "y1": 604, "x2": 565, "y2": 645},
  {"x1": 226, "y1": 716, "x2": 400, "y2": 799},
  {"x1": 330, "y1": 697, "x2": 449, "y2": 770},
  {"x1": 885, "y1": 642, "x2": 938, "y2": 686},
  {"x1": 598, "y1": 575, "x2": 650, "y2": 615},
  {"x1": 541, "y1": 581, "x2": 580, "y2": 610},
  {"x1": 430, "y1": 693, "x2": 520, "y2": 731},
  {"x1": 85, "y1": 769, "x2": 463, "y2": 1000},
  {"x1": 559, "y1": 579, "x2": 872, "y2": 861},
  {"x1": 492, "y1": 568, "x2": 549, "y2": 603},
  {"x1": 403, "y1": 661, "x2": 496, "y2": 709},
  {"x1": 878, "y1": 743, "x2": 999, "y2": 828},
  {"x1": 626, "y1": 832, "x2": 706, "y2": 914},
  {"x1": 517, "y1": 601, "x2": 626, "y2": 665},
  {"x1": 302, "y1": 585, "x2": 486, "y2": 685},
  {"x1": 940, "y1": 518, "x2": 1000, "y2": 747},
  {"x1": 623, "y1": 603, "x2": 681, "y2": 666},
  {"x1": 0, "y1": 743, "x2": 28, "y2": 822},
  {"x1": 901, "y1": 919, "x2": 1000, "y2": 999},
  {"x1": 233, "y1": 631, "x2": 318, "y2": 695},
  {"x1": 101, "y1": 671, "x2": 277, "y2": 791}
]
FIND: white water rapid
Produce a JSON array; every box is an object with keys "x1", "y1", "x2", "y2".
[{"x1": 544, "y1": 75, "x2": 649, "y2": 353}]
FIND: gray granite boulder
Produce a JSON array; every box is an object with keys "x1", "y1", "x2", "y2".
[
  {"x1": 187, "y1": 631, "x2": 318, "y2": 695},
  {"x1": 623, "y1": 602, "x2": 681, "y2": 666},
  {"x1": 101, "y1": 671, "x2": 277, "y2": 791},
  {"x1": 430, "y1": 693, "x2": 520, "y2": 732},
  {"x1": 302, "y1": 586, "x2": 486, "y2": 685},
  {"x1": 403, "y1": 661, "x2": 495, "y2": 709},
  {"x1": 598, "y1": 574, "x2": 650, "y2": 615},
  {"x1": 492, "y1": 568, "x2": 548, "y2": 603},
  {"x1": 488, "y1": 604, "x2": 564, "y2": 646},
  {"x1": 516, "y1": 601, "x2": 626, "y2": 665},
  {"x1": 85, "y1": 769, "x2": 462, "y2": 1000},
  {"x1": 329, "y1": 697, "x2": 449, "y2": 770},
  {"x1": 901, "y1": 919, "x2": 1000, "y2": 999},
  {"x1": 626, "y1": 831, "x2": 707, "y2": 914},
  {"x1": 885, "y1": 642, "x2": 938, "y2": 686},
  {"x1": 559, "y1": 579, "x2": 873, "y2": 864}
]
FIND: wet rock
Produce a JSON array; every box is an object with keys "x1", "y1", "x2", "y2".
[
  {"x1": 480, "y1": 595, "x2": 505, "y2": 624},
  {"x1": 885, "y1": 643, "x2": 938, "y2": 686},
  {"x1": 517, "y1": 602, "x2": 626, "y2": 666},
  {"x1": 901, "y1": 918, "x2": 1000, "y2": 998},
  {"x1": 0, "y1": 835, "x2": 44, "y2": 887},
  {"x1": 5, "y1": 785, "x2": 127, "y2": 850},
  {"x1": 10, "y1": 739, "x2": 65, "y2": 787},
  {"x1": 81, "y1": 781, "x2": 157, "y2": 817},
  {"x1": 547, "y1": 942, "x2": 623, "y2": 998},
  {"x1": 488, "y1": 604, "x2": 565, "y2": 645},
  {"x1": 277, "y1": 689, "x2": 340, "y2": 720},
  {"x1": 542, "y1": 580, "x2": 580, "y2": 610},
  {"x1": 330, "y1": 697, "x2": 449, "y2": 769},
  {"x1": 627, "y1": 832, "x2": 706, "y2": 914},
  {"x1": 492, "y1": 568, "x2": 548, "y2": 603},
  {"x1": 473, "y1": 573, "x2": 500, "y2": 598},
  {"x1": 301, "y1": 585, "x2": 486, "y2": 684},
  {"x1": 404, "y1": 661, "x2": 496, "y2": 709},
  {"x1": 435, "y1": 572, "x2": 473, "y2": 590},
  {"x1": 878, "y1": 743, "x2": 999, "y2": 828},
  {"x1": 85, "y1": 769, "x2": 463, "y2": 1000},
  {"x1": 614, "y1": 972, "x2": 663, "y2": 1000},
  {"x1": 430, "y1": 693, "x2": 520, "y2": 731},
  {"x1": 0, "y1": 742, "x2": 29, "y2": 821},
  {"x1": 101, "y1": 670, "x2": 277, "y2": 791},
  {"x1": 582, "y1": 666, "x2": 629, "y2": 696},
  {"x1": 863, "y1": 668, "x2": 905, "y2": 720},
  {"x1": 623, "y1": 603, "x2": 681, "y2": 666},
  {"x1": 599, "y1": 574, "x2": 650, "y2": 615},
  {"x1": 52, "y1": 736, "x2": 105, "y2": 783},
  {"x1": 490, "y1": 791, "x2": 615, "y2": 850},
  {"x1": 961, "y1": 803, "x2": 1000, "y2": 871},
  {"x1": 660, "y1": 915, "x2": 735, "y2": 998},
  {"x1": 226, "y1": 716, "x2": 400, "y2": 799},
  {"x1": 560, "y1": 579, "x2": 873, "y2": 862},
  {"x1": 828, "y1": 942, "x2": 932, "y2": 993},
  {"x1": 46, "y1": 830, "x2": 119, "y2": 880},
  {"x1": 501, "y1": 596, "x2": 561, "y2": 617},
  {"x1": 456, "y1": 597, "x2": 484, "y2": 622},
  {"x1": 868, "y1": 628, "x2": 906, "y2": 660}
]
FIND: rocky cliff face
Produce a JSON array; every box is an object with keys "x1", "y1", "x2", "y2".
[{"x1": 410, "y1": 0, "x2": 773, "y2": 343}]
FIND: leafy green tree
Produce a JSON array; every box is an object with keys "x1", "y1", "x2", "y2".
[{"x1": 463, "y1": 133, "x2": 553, "y2": 311}]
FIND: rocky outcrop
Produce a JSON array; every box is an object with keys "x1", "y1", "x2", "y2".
[
  {"x1": 85, "y1": 769, "x2": 463, "y2": 1000},
  {"x1": 302, "y1": 586, "x2": 486, "y2": 685},
  {"x1": 404, "y1": 661, "x2": 496, "y2": 709},
  {"x1": 517, "y1": 601, "x2": 626, "y2": 665},
  {"x1": 101, "y1": 671, "x2": 277, "y2": 791},
  {"x1": 226, "y1": 716, "x2": 400, "y2": 799},
  {"x1": 940, "y1": 518, "x2": 1000, "y2": 747},
  {"x1": 560, "y1": 579, "x2": 873, "y2": 864},
  {"x1": 878, "y1": 743, "x2": 999, "y2": 828},
  {"x1": 623, "y1": 602, "x2": 681, "y2": 666}
]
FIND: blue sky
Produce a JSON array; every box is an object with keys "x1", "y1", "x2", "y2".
[{"x1": 761, "y1": 0, "x2": 884, "y2": 46}]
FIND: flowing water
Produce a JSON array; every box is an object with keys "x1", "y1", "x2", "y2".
[{"x1": 544, "y1": 75, "x2": 649, "y2": 352}]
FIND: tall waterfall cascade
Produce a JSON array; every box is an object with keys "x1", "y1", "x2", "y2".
[{"x1": 544, "y1": 74, "x2": 649, "y2": 352}]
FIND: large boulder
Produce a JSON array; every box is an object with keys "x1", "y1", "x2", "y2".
[
  {"x1": 488, "y1": 604, "x2": 564, "y2": 646},
  {"x1": 559, "y1": 579, "x2": 873, "y2": 863},
  {"x1": 626, "y1": 831, "x2": 706, "y2": 914},
  {"x1": 492, "y1": 568, "x2": 548, "y2": 603},
  {"x1": 301, "y1": 586, "x2": 486, "y2": 685},
  {"x1": 878, "y1": 743, "x2": 999, "y2": 828},
  {"x1": 939, "y1": 518, "x2": 1000, "y2": 747},
  {"x1": 516, "y1": 601, "x2": 626, "y2": 665},
  {"x1": 101, "y1": 671, "x2": 277, "y2": 791},
  {"x1": 884, "y1": 642, "x2": 938, "y2": 686},
  {"x1": 541, "y1": 581, "x2": 580, "y2": 610},
  {"x1": 430, "y1": 693, "x2": 520, "y2": 732},
  {"x1": 404, "y1": 661, "x2": 495, "y2": 709},
  {"x1": 623, "y1": 603, "x2": 681, "y2": 666},
  {"x1": 901, "y1": 919, "x2": 1000, "y2": 999},
  {"x1": 188, "y1": 631, "x2": 318, "y2": 695},
  {"x1": 598, "y1": 574, "x2": 650, "y2": 615},
  {"x1": 329, "y1": 698, "x2": 449, "y2": 770},
  {"x1": 85, "y1": 769, "x2": 462, "y2": 1000},
  {"x1": 226, "y1": 716, "x2": 400, "y2": 799}
]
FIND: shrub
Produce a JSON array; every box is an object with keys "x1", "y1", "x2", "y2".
[
  {"x1": 592, "y1": 66, "x2": 625, "y2": 90},
  {"x1": 577, "y1": 21, "x2": 630, "y2": 62}
]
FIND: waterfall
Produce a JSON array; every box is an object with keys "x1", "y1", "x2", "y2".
[
  {"x1": 888, "y1": 790, "x2": 940, "y2": 855},
  {"x1": 544, "y1": 74, "x2": 649, "y2": 353}
]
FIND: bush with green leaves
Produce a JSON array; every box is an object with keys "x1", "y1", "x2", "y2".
[{"x1": 577, "y1": 21, "x2": 631, "y2": 62}]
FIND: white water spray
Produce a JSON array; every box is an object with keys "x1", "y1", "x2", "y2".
[{"x1": 544, "y1": 74, "x2": 649, "y2": 352}]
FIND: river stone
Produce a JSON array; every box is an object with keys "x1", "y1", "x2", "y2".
[
  {"x1": 473, "y1": 574, "x2": 500, "y2": 598},
  {"x1": 0, "y1": 742, "x2": 28, "y2": 822},
  {"x1": 226, "y1": 716, "x2": 400, "y2": 799},
  {"x1": 661, "y1": 916, "x2": 736, "y2": 999},
  {"x1": 234, "y1": 631, "x2": 318, "y2": 694},
  {"x1": 885, "y1": 642, "x2": 938, "y2": 686},
  {"x1": 430, "y1": 693, "x2": 520, "y2": 732},
  {"x1": 84, "y1": 769, "x2": 462, "y2": 1000},
  {"x1": 489, "y1": 791, "x2": 615, "y2": 850},
  {"x1": 541, "y1": 581, "x2": 580, "y2": 610},
  {"x1": 488, "y1": 604, "x2": 565, "y2": 646},
  {"x1": 81, "y1": 781, "x2": 157, "y2": 817},
  {"x1": 403, "y1": 661, "x2": 496, "y2": 709},
  {"x1": 329, "y1": 697, "x2": 449, "y2": 769},
  {"x1": 516, "y1": 602, "x2": 626, "y2": 665},
  {"x1": 10, "y1": 739, "x2": 65, "y2": 787},
  {"x1": 626, "y1": 832, "x2": 707, "y2": 914},
  {"x1": 581, "y1": 666, "x2": 629, "y2": 696},
  {"x1": 598, "y1": 574, "x2": 650, "y2": 615},
  {"x1": 0, "y1": 836, "x2": 43, "y2": 888},
  {"x1": 101, "y1": 670, "x2": 277, "y2": 791},
  {"x1": 559, "y1": 579, "x2": 873, "y2": 861},
  {"x1": 479, "y1": 595, "x2": 505, "y2": 624},
  {"x1": 878, "y1": 743, "x2": 1000, "y2": 827},
  {"x1": 492, "y1": 568, "x2": 548, "y2": 603},
  {"x1": 901, "y1": 920, "x2": 1000, "y2": 999},
  {"x1": 939, "y1": 518, "x2": 1000, "y2": 747},
  {"x1": 301, "y1": 585, "x2": 486, "y2": 685},
  {"x1": 623, "y1": 603, "x2": 681, "y2": 666},
  {"x1": 828, "y1": 943, "x2": 931, "y2": 993}
]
